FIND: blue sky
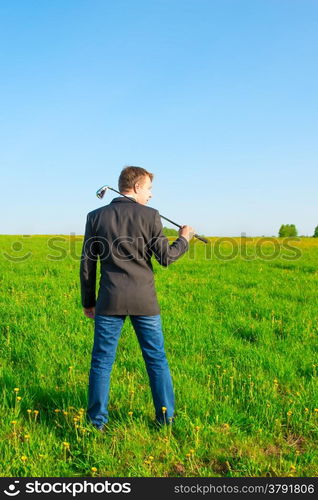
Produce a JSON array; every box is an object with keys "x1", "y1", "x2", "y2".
[{"x1": 0, "y1": 0, "x2": 317, "y2": 236}]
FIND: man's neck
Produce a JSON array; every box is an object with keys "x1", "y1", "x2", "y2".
[{"x1": 121, "y1": 192, "x2": 137, "y2": 200}]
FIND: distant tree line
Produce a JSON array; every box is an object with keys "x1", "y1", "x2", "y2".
[
  {"x1": 278, "y1": 224, "x2": 298, "y2": 237},
  {"x1": 278, "y1": 224, "x2": 318, "y2": 237},
  {"x1": 165, "y1": 225, "x2": 318, "y2": 238}
]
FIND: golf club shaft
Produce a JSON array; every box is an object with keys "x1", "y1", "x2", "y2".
[{"x1": 107, "y1": 186, "x2": 208, "y2": 244}]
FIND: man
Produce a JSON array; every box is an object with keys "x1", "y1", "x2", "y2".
[{"x1": 80, "y1": 166, "x2": 195, "y2": 430}]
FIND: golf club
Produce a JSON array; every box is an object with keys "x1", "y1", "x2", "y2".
[{"x1": 96, "y1": 185, "x2": 208, "y2": 244}]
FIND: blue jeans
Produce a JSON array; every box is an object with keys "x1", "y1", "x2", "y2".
[{"x1": 87, "y1": 314, "x2": 175, "y2": 428}]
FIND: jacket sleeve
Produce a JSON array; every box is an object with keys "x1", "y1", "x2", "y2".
[
  {"x1": 150, "y1": 210, "x2": 189, "y2": 267},
  {"x1": 80, "y1": 214, "x2": 99, "y2": 308}
]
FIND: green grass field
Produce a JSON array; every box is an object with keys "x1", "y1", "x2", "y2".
[{"x1": 0, "y1": 235, "x2": 317, "y2": 477}]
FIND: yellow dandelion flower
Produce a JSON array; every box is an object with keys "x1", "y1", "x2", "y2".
[
  {"x1": 190, "y1": 449, "x2": 195, "y2": 454},
  {"x1": 305, "y1": 408, "x2": 309, "y2": 412},
  {"x1": 195, "y1": 425, "x2": 201, "y2": 431},
  {"x1": 54, "y1": 409, "x2": 61, "y2": 413},
  {"x1": 314, "y1": 409, "x2": 318, "y2": 413},
  {"x1": 27, "y1": 409, "x2": 32, "y2": 414},
  {"x1": 11, "y1": 421, "x2": 17, "y2": 425},
  {"x1": 16, "y1": 396, "x2": 22, "y2": 401},
  {"x1": 24, "y1": 434, "x2": 30, "y2": 440},
  {"x1": 14, "y1": 388, "x2": 20, "y2": 393},
  {"x1": 91, "y1": 467, "x2": 97, "y2": 472},
  {"x1": 144, "y1": 460, "x2": 151, "y2": 465},
  {"x1": 162, "y1": 406, "x2": 167, "y2": 413},
  {"x1": 290, "y1": 465, "x2": 296, "y2": 471},
  {"x1": 273, "y1": 379, "x2": 278, "y2": 384},
  {"x1": 33, "y1": 410, "x2": 39, "y2": 415},
  {"x1": 128, "y1": 411, "x2": 133, "y2": 416},
  {"x1": 287, "y1": 410, "x2": 292, "y2": 416},
  {"x1": 63, "y1": 442, "x2": 70, "y2": 448},
  {"x1": 149, "y1": 456, "x2": 154, "y2": 461},
  {"x1": 185, "y1": 453, "x2": 191, "y2": 458},
  {"x1": 21, "y1": 455, "x2": 27, "y2": 462},
  {"x1": 63, "y1": 411, "x2": 68, "y2": 416}
]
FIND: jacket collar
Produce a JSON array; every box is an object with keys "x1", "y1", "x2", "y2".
[{"x1": 110, "y1": 196, "x2": 137, "y2": 204}]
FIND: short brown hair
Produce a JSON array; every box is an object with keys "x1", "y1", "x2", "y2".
[{"x1": 118, "y1": 166, "x2": 154, "y2": 192}]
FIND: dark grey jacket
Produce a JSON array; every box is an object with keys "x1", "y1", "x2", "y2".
[{"x1": 80, "y1": 196, "x2": 189, "y2": 315}]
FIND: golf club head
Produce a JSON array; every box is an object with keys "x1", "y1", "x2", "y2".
[{"x1": 96, "y1": 185, "x2": 109, "y2": 199}]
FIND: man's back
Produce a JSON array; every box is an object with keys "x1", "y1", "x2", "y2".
[{"x1": 80, "y1": 196, "x2": 188, "y2": 316}]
